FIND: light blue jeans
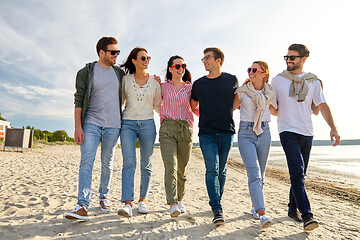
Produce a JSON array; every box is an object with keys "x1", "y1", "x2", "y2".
[
  {"x1": 199, "y1": 133, "x2": 234, "y2": 212},
  {"x1": 77, "y1": 123, "x2": 120, "y2": 207},
  {"x1": 120, "y1": 119, "x2": 156, "y2": 202},
  {"x1": 237, "y1": 121, "x2": 271, "y2": 212}
]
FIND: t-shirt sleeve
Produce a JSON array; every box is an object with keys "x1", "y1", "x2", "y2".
[
  {"x1": 191, "y1": 81, "x2": 198, "y2": 101},
  {"x1": 233, "y1": 75, "x2": 239, "y2": 93},
  {"x1": 313, "y1": 80, "x2": 326, "y2": 106}
]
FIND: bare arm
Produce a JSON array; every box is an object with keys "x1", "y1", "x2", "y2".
[
  {"x1": 74, "y1": 107, "x2": 84, "y2": 145},
  {"x1": 190, "y1": 99, "x2": 199, "y2": 113},
  {"x1": 269, "y1": 105, "x2": 277, "y2": 116},
  {"x1": 233, "y1": 93, "x2": 240, "y2": 111},
  {"x1": 318, "y1": 103, "x2": 340, "y2": 146}
]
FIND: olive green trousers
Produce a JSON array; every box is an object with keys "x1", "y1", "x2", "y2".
[{"x1": 159, "y1": 119, "x2": 193, "y2": 204}]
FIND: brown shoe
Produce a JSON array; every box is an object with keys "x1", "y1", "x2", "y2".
[
  {"x1": 304, "y1": 217, "x2": 319, "y2": 231},
  {"x1": 288, "y1": 210, "x2": 302, "y2": 222},
  {"x1": 65, "y1": 204, "x2": 88, "y2": 220},
  {"x1": 100, "y1": 197, "x2": 112, "y2": 212}
]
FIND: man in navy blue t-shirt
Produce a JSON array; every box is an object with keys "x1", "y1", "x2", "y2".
[{"x1": 191, "y1": 47, "x2": 238, "y2": 225}]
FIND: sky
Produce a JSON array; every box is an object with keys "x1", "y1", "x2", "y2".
[{"x1": 1, "y1": 0, "x2": 359, "y2": 143}]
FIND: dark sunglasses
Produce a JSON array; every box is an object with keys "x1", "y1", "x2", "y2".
[
  {"x1": 284, "y1": 55, "x2": 304, "y2": 61},
  {"x1": 104, "y1": 50, "x2": 120, "y2": 55},
  {"x1": 140, "y1": 56, "x2": 151, "y2": 61},
  {"x1": 247, "y1": 67, "x2": 264, "y2": 74},
  {"x1": 170, "y1": 64, "x2": 187, "y2": 70}
]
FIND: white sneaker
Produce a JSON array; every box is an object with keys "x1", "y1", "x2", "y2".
[
  {"x1": 260, "y1": 215, "x2": 272, "y2": 229},
  {"x1": 170, "y1": 205, "x2": 181, "y2": 218},
  {"x1": 65, "y1": 204, "x2": 88, "y2": 220},
  {"x1": 117, "y1": 204, "x2": 132, "y2": 218},
  {"x1": 99, "y1": 197, "x2": 112, "y2": 212},
  {"x1": 138, "y1": 201, "x2": 148, "y2": 214},
  {"x1": 178, "y1": 201, "x2": 186, "y2": 213},
  {"x1": 251, "y1": 207, "x2": 260, "y2": 219}
]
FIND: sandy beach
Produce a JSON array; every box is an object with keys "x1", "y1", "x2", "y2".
[{"x1": 0, "y1": 144, "x2": 359, "y2": 240}]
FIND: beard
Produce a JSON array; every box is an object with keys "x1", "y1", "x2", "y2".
[{"x1": 287, "y1": 62, "x2": 301, "y2": 72}]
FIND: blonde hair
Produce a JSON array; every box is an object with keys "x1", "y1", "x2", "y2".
[{"x1": 253, "y1": 61, "x2": 269, "y2": 83}]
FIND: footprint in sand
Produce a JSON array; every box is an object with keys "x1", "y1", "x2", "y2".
[{"x1": 41, "y1": 196, "x2": 50, "y2": 207}]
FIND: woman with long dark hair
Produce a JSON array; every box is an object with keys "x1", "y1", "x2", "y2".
[
  {"x1": 117, "y1": 47, "x2": 161, "y2": 218},
  {"x1": 159, "y1": 55, "x2": 198, "y2": 217}
]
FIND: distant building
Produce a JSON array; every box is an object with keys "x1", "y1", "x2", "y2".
[{"x1": 0, "y1": 120, "x2": 11, "y2": 140}]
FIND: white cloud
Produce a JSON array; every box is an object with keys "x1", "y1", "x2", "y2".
[{"x1": 0, "y1": 0, "x2": 359, "y2": 139}]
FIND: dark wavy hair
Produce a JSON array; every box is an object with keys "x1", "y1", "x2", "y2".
[
  {"x1": 121, "y1": 47, "x2": 147, "y2": 74},
  {"x1": 165, "y1": 55, "x2": 192, "y2": 83}
]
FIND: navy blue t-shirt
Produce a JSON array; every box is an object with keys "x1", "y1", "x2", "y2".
[{"x1": 191, "y1": 72, "x2": 238, "y2": 135}]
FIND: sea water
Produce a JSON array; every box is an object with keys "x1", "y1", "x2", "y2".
[{"x1": 232, "y1": 145, "x2": 360, "y2": 177}]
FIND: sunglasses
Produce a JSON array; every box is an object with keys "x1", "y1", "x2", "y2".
[
  {"x1": 284, "y1": 55, "x2": 304, "y2": 61},
  {"x1": 247, "y1": 67, "x2": 265, "y2": 74},
  {"x1": 140, "y1": 56, "x2": 151, "y2": 61},
  {"x1": 104, "y1": 50, "x2": 120, "y2": 55},
  {"x1": 201, "y1": 55, "x2": 215, "y2": 62},
  {"x1": 170, "y1": 64, "x2": 187, "y2": 70}
]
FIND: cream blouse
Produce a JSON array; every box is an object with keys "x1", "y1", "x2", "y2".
[{"x1": 122, "y1": 74, "x2": 162, "y2": 120}]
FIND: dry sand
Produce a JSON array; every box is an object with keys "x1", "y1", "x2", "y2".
[{"x1": 0, "y1": 144, "x2": 359, "y2": 240}]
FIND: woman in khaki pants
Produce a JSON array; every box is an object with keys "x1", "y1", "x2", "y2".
[{"x1": 159, "y1": 55, "x2": 198, "y2": 217}]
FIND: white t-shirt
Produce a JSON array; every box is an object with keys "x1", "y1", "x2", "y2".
[
  {"x1": 238, "y1": 91, "x2": 271, "y2": 122},
  {"x1": 122, "y1": 74, "x2": 162, "y2": 120},
  {"x1": 271, "y1": 72, "x2": 326, "y2": 136}
]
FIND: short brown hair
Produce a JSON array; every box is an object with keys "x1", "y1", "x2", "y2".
[
  {"x1": 288, "y1": 44, "x2": 310, "y2": 57},
  {"x1": 204, "y1": 47, "x2": 225, "y2": 66},
  {"x1": 96, "y1": 37, "x2": 118, "y2": 56}
]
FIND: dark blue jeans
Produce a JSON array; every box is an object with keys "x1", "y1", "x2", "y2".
[
  {"x1": 199, "y1": 133, "x2": 233, "y2": 212},
  {"x1": 280, "y1": 131, "x2": 313, "y2": 220}
]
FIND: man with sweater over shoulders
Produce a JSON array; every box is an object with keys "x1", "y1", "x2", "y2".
[
  {"x1": 271, "y1": 43, "x2": 340, "y2": 231},
  {"x1": 191, "y1": 47, "x2": 238, "y2": 225},
  {"x1": 65, "y1": 37, "x2": 124, "y2": 220}
]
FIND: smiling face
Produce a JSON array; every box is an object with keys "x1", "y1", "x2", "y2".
[
  {"x1": 132, "y1": 50, "x2": 149, "y2": 70},
  {"x1": 202, "y1": 51, "x2": 219, "y2": 72},
  {"x1": 248, "y1": 63, "x2": 266, "y2": 86},
  {"x1": 286, "y1": 50, "x2": 305, "y2": 73},
  {"x1": 169, "y1": 58, "x2": 186, "y2": 79},
  {"x1": 101, "y1": 44, "x2": 118, "y2": 66}
]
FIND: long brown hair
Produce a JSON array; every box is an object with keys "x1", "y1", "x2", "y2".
[{"x1": 121, "y1": 47, "x2": 147, "y2": 74}]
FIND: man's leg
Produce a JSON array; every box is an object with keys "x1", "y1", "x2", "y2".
[
  {"x1": 280, "y1": 131, "x2": 313, "y2": 221},
  {"x1": 217, "y1": 133, "x2": 233, "y2": 199},
  {"x1": 77, "y1": 123, "x2": 101, "y2": 207},
  {"x1": 288, "y1": 133, "x2": 313, "y2": 220},
  {"x1": 199, "y1": 134, "x2": 221, "y2": 212},
  {"x1": 99, "y1": 127, "x2": 120, "y2": 199}
]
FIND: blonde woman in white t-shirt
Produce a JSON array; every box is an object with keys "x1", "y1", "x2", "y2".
[
  {"x1": 233, "y1": 61, "x2": 277, "y2": 229},
  {"x1": 117, "y1": 47, "x2": 161, "y2": 218}
]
